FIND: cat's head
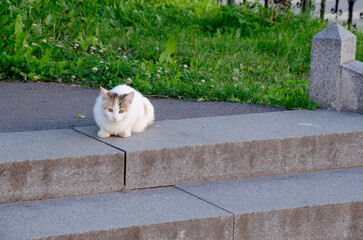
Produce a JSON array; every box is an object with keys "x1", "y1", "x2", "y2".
[{"x1": 99, "y1": 87, "x2": 135, "y2": 122}]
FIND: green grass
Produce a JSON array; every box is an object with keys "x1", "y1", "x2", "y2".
[{"x1": 1, "y1": 0, "x2": 362, "y2": 109}]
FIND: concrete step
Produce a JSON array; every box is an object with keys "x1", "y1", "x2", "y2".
[
  {"x1": 0, "y1": 129, "x2": 125, "y2": 204},
  {"x1": 1, "y1": 110, "x2": 362, "y2": 204},
  {"x1": 77, "y1": 110, "x2": 363, "y2": 189},
  {"x1": 1, "y1": 168, "x2": 362, "y2": 240}
]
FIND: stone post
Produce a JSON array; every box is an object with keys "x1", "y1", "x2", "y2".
[{"x1": 309, "y1": 23, "x2": 356, "y2": 111}]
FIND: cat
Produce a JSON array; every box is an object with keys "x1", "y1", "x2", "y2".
[{"x1": 93, "y1": 85, "x2": 154, "y2": 138}]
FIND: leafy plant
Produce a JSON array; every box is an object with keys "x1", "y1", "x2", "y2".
[{"x1": 1, "y1": 0, "x2": 362, "y2": 109}]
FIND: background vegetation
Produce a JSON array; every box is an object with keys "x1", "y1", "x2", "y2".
[{"x1": 1, "y1": 0, "x2": 362, "y2": 109}]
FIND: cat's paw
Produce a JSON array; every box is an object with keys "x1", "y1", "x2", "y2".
[
  {"x1": 118, "y1": 130, "x2": 131, "y2": 138},
  {"x1": 98, "y1": 129, "x2": 111, "y2": 138}
]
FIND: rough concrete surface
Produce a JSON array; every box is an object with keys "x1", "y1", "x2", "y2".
[
  {"x1": 235, "y1": 202, "x2": 362, "y2": 240},
  {"x1": 76, "y1": 110, "x2": 363, "y2": 189},
  {"x1": 310, "y1": 23, "x2": 357, "y2": 110},
  {"x1": 1, "y1": 168, "x2": 361, "y2": 239},
  {"x1": 340, "y1": 60, "x2": 363, "y2": 113},
  {"x1": 0, "y1": 129, "x2": 124, "y2": 203},
  {"x1": 179, "y1": 168, "x2": 363, "y2": 239},
  {"x1": 0, "y1": 187, "x2": 232, "y2": 240},
  {"x1": 0, "y1": 81, "x2": 283, "y2": 133}
]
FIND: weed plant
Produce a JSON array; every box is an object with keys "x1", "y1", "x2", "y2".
[{"x1": 1, "y1": 0, "x2": 362, "y2": 109}]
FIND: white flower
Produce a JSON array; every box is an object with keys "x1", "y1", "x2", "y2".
[
  {"x1": 233, "y1": 69, "x2": 239, "y2": 75},
  {"x1": 71, "y1": 75, "x2": 76, "y2": 80},
  {"x1": 209, "y1": 68, "x2": 212, "y2": 71},
  {"x1": 210, "y1": 85, "x2": 215, "y2": 88},
  {"x1": 156, "y1": 47, "x2": 159, "y2": 50},
  {"x1": 32, "y1": 23, "x2": 38, "y2": 27},
  {"x1": 210, "y1": 79, "x2": 214, "y2": 82},
  {"x1": 23, "y1": 44, "x2": 28, "y2": 48},
  {"x1": 92, "y1": 67, "x2": 98, "y2": 73},
  {"x1": 94, "y1": 38, "x2": 98, "y2": 41},
  {"x1": 106, "y1": 66, "x2": 109, "y2": 70},
  {"x1": 117, "y1": 47, "x2": 121, "y2": 51},
  {"x1": 100, "y1": 61, "x2": 104, "y2": 63},
  {"x1": 42, "y1": 39, "x2": 47, "y2": 43},
  {"x1": 201, "y1": 79, "x2": 205, "y2": 83},
  {"x1": 90, "y1": 46, "x2": 96, "y2": 51},
  {"x1": 157, "y1": 69, "x2": 161, "y2": 73},
  {"x1": 165, "y1": 70, "x2": 168, "y2": 73},
  {"x1": 233, "y1": 76, "x2": 238, "y2": 80},
  {"x1": 156, "y1": 74, "x2": 160, "y2": 79},
  {"x1": 127, "y1": 78, "x2": 132, "y2": 84},
  {"x1": 99, "y1": 49, "x2": 103, "y2": 53},
  {"x1": 117, "y1": 55, "x2": 121, "y2": 58},
  {"x1": 123, "y1": 56, "x2": 127, "y2": 60},
  {"x1": 183, "y1": 65, "x2": 188, "y2": 69},
  {"x1": 240, "y1": 64, "x2": 243, "y2": 69},
  {"x1": 74, "y1": 43, "x2": 79, "y2": 48},
  {"x1": 31, "y1": 43, "x2": 37, "y2": 46},
  {"x1": 56, "y1": 44, "x2": 63, "y2": 48}
]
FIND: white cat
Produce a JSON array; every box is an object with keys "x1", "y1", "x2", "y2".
[{"x1": 93, "y1": 85, "x2": 154, "y2": 138}]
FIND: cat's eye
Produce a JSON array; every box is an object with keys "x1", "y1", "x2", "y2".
[
  {"x1": 119, "y1": 109, "x2": 124, "y2": 113},
  {"x1": 107, "y1": 108, "x2": 113, "y2": 112}
]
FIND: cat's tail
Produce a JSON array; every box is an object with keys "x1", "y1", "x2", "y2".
[{"x1": 143, "y1": 98, "x2": 155, "y2": 127}]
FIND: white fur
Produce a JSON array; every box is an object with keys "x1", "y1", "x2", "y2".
[{"x1": 93, "y1": 85, "x2": 154, "y2": 138}]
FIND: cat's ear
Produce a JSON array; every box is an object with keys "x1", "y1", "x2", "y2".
[
  {"x1": 100, "y1": 87, "x2": 109, "y2": 100},
  {"x1": 123, "y1": 91, "x2": 135, "y2": 105}
]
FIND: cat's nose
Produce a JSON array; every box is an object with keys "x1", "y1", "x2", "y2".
[{"x1": 113, "y1": 117, "x2": 117, "y2": 121}]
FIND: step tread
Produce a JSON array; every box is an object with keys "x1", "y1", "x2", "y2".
[
  {"x1": 178, "y1": 168, "x2": 363, "y2": 214},
  {"x1": 1, "y1": 168, "x2": 361, "y2": 239},
  {"x1": 0, "y1": 129, "x2": 121, "y2": 163},
  {"x1": 76, "y1": 110, "x2": 363, "y2": 151},
  {"x1": 0, "y1": 187, "x2": 232, "y2": 240}
]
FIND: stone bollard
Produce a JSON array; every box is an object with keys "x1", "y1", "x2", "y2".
[{"x1": 309, "y1": 23, "x2": 363, "y2": 113}]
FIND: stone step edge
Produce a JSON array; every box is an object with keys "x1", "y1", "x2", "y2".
[
  {"x1": 115, "y1": 130, "x2": 363, "y2": 189},
  {"x1": 35, "y1": 201, "x2": 363, "y2": 240},
  {"x1": 1, "y1": 167, "x2": 362, "y2": 240},
  {"x1": 1, "y1": 128, "x2": 362, "y2": 204}
]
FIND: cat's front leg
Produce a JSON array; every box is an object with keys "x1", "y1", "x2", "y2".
[
  {"x1": 118, "y1": 129, "x2": 131, "y2": 138},
  {"x1": 98, "y1": 128, "x2": 111, "y2": 138}
]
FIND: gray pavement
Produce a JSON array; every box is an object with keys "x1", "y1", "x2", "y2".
[{"x1": 0, "y1": 80, "x2": 284, "y2": 133}]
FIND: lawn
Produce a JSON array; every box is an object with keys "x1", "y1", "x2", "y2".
[{"x1": 1, "y1": 0, "x2": 362, "y2": 109}]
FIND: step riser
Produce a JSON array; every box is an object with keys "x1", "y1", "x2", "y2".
[
  {"x1": 36, "y1": 217, "x2": 233, "y2": 240},
  {"x1": 126, "y1": 131, "x2": 363, "y2": 189},
  {"x1": 0, "y1": 154, "x2": 124, "y2": 204},
  {"x1": 236, "y1": 201, "x2": 362, "y2": 240}
]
